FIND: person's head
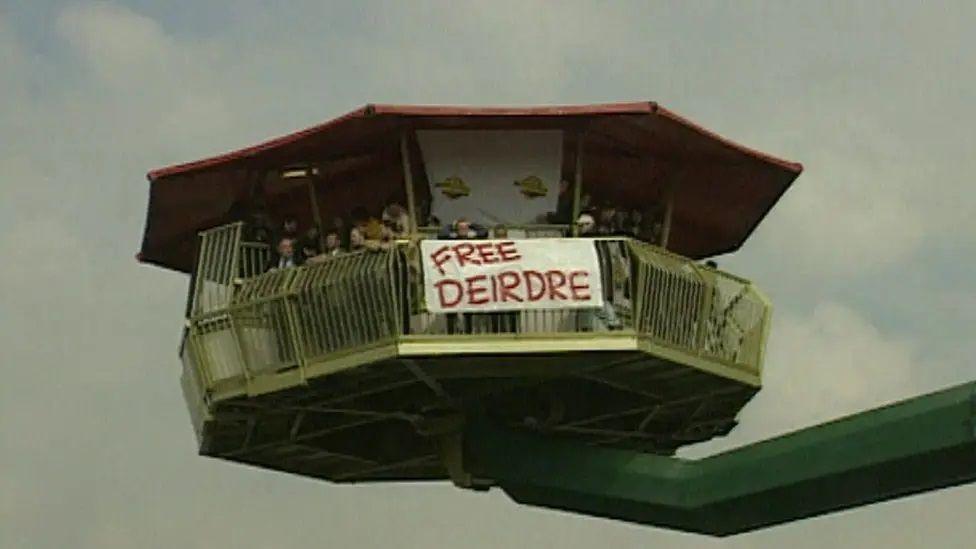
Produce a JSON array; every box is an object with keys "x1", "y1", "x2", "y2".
[
  {"x1": 581, "y1": 194, "x2": 592, "y2": 208},
  {"x1": 300, "y1": 229, "x2": 318, "y2": 256},
  {"x1": 559, "y1": 180, "x2": 570, "y2": 194},
  {"x1": 494, "y1": 224, "x2": 509, "y2": 239},
  {"x1": 325, "y1": 232, "x2": 340, "y2": 250},
  {"x1": 455, "y1": 218, "x2": 471, "y2": 236},
  {"x1": 384, "y1": 203, "x2": 404, "y2": 218},
  {"x1": 577, "y1": 213, "x2": 595, "y2": 235},
  {"x1": 383, "y1": 205, "x2": 406, "y2": 233},
  {"x1": 283, "y1": 218, "x2": 298, "y2": 234},
  {"x1": 350, "y1": 229, "x2": 365, "y2": 249},
  {"x1": 277, "y1": 238, "x2": 294, "y2": 258},
  {"x1": 599, "y1": 205, "x2": 616, "y2": 222}
]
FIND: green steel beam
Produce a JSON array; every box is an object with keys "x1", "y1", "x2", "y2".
[{"x1": 465, "y1": 381, "x2": 976, "y2": 536}]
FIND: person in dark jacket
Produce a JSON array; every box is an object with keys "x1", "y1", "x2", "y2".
[
  {"x1": 266, "y1": 237, "x2": 301, "y2": 271},
  {"x1": 438, "y1": 218, "x2": 487, "y2": 334}
]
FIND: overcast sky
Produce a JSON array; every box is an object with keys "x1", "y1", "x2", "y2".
[{"x1": 2, "y1": 1, "x2": 976, "y2": 547}]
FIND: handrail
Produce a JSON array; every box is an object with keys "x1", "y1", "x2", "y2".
[
  {"x1": 417, "y1": 224, "x2": 571, "y2": 238},
  {"x1": 181, "y1": 224, "x2": 771, "y2": 398}
]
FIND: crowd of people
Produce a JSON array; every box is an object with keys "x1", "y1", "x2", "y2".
[
  {"x1": 246, "y1": 186, "x2": 667, "y2": 274},
  {"x1": 254, "y1": 206, "x2": 520, "y2": 272},
  {"x1": 254, "y1": 202, "x2": 413, "y2": 271},
  {"x1": 233, "y1": 191, "x2": 709, "y2": 340},
  {"x1": 572, "y1": 196, "x2": 665, "y2": 242}
]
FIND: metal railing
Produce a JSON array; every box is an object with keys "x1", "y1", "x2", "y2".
[
  {"x1": 191, "y1": 223, "x2": 245, "y2": 316},
  {"x1": 627, "y1": 240, "x2": 768, "y2": 368},
  {"x1": 182, "y1": 224, "x2": 770, "y2": 399},
  {"x1": 417, "y1": 224, "x2": 571, "y2": 239}
]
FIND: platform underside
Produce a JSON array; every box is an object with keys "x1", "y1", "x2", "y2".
[{"x1": 199, "y1": 350, "x2": 757, "y2": 483}]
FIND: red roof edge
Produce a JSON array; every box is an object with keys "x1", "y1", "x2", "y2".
[
  {"x1": 369, "y1": 101, "x2": 656, "y2": 117},
  {"x1": 146, "y1": 104, "x2": 375, "y2": 181},
  {"x1": 655, "y1": 105, "x2": 803, "y2": 173},
  {"x1": 146, "y1": 101, "x2": 801, "y2": 181}
]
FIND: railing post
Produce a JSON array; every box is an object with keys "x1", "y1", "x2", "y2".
[
  {"x1": 282, "y1": 268, "x2": 308, "y2": 384},
  {"x1": 661, "y1": 180, "x2": 674, "y2": 249},
  {"x1": 627, "y1": 241, "x2": 645, "y2": 334},
  {"x1": 401, "y1": 132, "x2": 419, "y2": 235},
  {"x1": 185, "y1": 319, "x2": 213, "y2": 399},
  {"x1": 307, "y1": 176, "x2": 326, "y2": 251},
  {"x1": 693, "y1": 264, "x2": 714, "y2": 356},
  {"x1": 750, "y1": 285, "x2": 774, "y2": 375},
  {"x1": 571, "y1": 131, "x2": 585, "y2": 237}
]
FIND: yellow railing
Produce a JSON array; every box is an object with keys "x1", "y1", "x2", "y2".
[
  {"x1": 627, "y1": 240, "x2": 769, "y2": 370},
  {"x1": 182, "y1": 224, "x2": 770, "y2": 401},
  {"x1": 417, "y1": 224, "x2": 571, "y2": 239}
]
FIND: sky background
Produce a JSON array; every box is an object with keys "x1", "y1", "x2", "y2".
[{"x1": 2, "y1": 1, "x2": 975, "y2": 547}]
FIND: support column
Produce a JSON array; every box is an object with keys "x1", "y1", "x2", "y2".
[
  {"x1": 660, "y1": 178, "x2": 675, "y2": 248},
  {"x1": 307, "y1": 173, "x2": 325, "y2": 250},
  {"x1": 571, "y1": 132, "x2": 585, "y2": 237},
  {"x1": 400, "y1": 132, "x2": 419, "y2": 235}
]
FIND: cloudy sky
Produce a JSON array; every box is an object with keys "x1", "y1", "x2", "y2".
[{"x1": 2, "y1": 1, "x2": 975, "y2": 547}]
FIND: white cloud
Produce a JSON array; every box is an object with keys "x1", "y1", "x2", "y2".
[
  {"x1": 53, "y1": 3, "x2": 233, "y2": 154},
  {"x1": 759, "y1": 148, "x2": 926, "y2": 278},
  {"x1": 684, "y1": 301, "x2": 931, "y2": 457},
  {"x1": 56, "y1": 3, "x2": 173, "y2": 86}
]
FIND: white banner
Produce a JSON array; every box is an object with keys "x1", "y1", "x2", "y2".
[
  {"x1": 417, "y1": 130, "x2": 563, "y2": 227},
  {"x1": 420, "y1": 239, "x2": 604, "y2": 313}
]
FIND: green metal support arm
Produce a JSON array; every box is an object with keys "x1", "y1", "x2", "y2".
[{"x1": 464, "y1": 381, "x2": 976, "y2": 536}]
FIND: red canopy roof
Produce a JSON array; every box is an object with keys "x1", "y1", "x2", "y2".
[{"x1": 139, "y1": 102, "x2": 802, "y2": 273}]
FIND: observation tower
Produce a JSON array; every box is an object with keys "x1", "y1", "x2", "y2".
[{"x1": 140, "y1": 102, "x2": 976, "y2": 535}]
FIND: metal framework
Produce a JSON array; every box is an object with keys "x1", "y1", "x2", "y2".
[
  {"x1": 465, "y1": 381, "x2": 976, "y2": 536},
  {"x1": 181, "y1": 223, "x2": 771, "y2": 415}
]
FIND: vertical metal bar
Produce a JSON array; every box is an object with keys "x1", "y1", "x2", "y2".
[
  {"x1": 307, "y1": 177, "x2": 325, "y2": 251},
  {"x1": 332, "y1": 259, "x2": 353, "y2": 349},
  {"x1": 193, "y1": 231, "x2": 209, "y2": 315},
  {"x1": 390, "y1": 247, "x2": 403, "y2": 337},
  {"x1": 306, "y1": 267, "x2": 323, "y2": 356},
  {"x1": 571, "y1": 132, "x2": 585, "y2": 237},
  {"x1": 187, "y1": 233, "x2": 203, "y2": 317},
  {"x1": 282, "y1": 269, "x2": 306, "y2": 381},
  {"x1": 304, "y1": 265, "x2": 325, "y2": 358},
  {"x1": 315, "y1": 263, "x2": 338, "y2": 353},
  {"x1": 752, "y1": 285, "x2": 774, "y2": 375},
  {"x1": 400, "y1": 132, "x2": 419, "y2": 235},
  {"x1": 694, "y1": 266, "x2": 713, "y2": 356},
  {"x1": 229, "y1": 222, "x2": 243, "y2": 282},
  {"x1": 661, "y1": 178, "x2": 675, "y2": 249}
]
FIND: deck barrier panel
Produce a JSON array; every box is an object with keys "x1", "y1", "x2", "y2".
[{"x1": 181, "y1": 224, "x2": 770, "y2": 399}]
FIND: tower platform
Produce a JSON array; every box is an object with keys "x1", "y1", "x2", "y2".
[{"x1": 181, "y1": 223, "x2": 770, "y2": 483}]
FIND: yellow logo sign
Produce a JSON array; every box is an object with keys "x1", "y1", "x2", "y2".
[
  {"x1": 514, "y1": 175, "x2": 548, "y2": 198},
  {"x1": 435, "y1": 176, "x2": 471, "y2": 199}
]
